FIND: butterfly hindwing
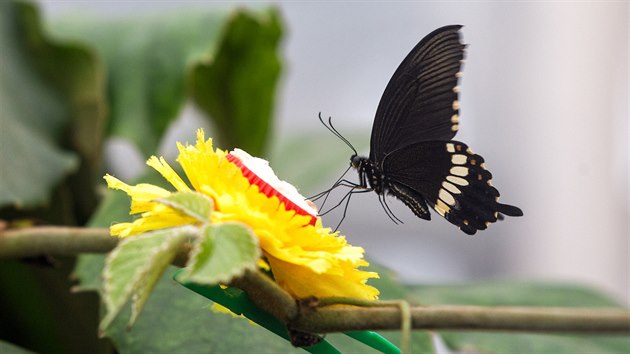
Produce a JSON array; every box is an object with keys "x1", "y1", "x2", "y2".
[
  {"x1": 370, "y1": 25, "x2": 465, "y2": 162},
  {"x1": 383, "y1": 141, "x2": 522, "y2": 235}
]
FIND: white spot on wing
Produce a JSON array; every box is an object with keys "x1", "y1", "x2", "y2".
[
  {"x1": 442, "y1": 181, "x2": 461, "y2": 194},
  {"x1": 439, "y1": 189, "x2": 456, "y2": 206},
  {"x1": 447, "y1": 175, "x2": 469, "y2": 186},
  {"x1": 452, "y1": 100, "x2": 460, "y2": 110},
  {"x1": 451, "y1": 124, "x2": 459, "y2": 132},
  {"x1": 453, "y1": 86, "x2": 460, "y2": 93},
  {"x1": 446, "y1": 143, "x2": 455, "y2": 153},
  {"x1": 451, "y1": 114, "x2": 459, "y2": 123},
  {"x1": 451, "y1": 154, "x2": 467, "y2": 165},
  {"x1": 450, "y1": 166, "x2": 468, "y2": 177}
]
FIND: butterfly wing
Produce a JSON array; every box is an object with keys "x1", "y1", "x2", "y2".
[
  {"x1": 383, "y1": 141, "x2": 523, "y2": 235},
  {"x1": 370, "y1": 25, "x2": 465, "y2": 163}
]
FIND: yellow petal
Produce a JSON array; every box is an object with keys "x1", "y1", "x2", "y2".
[
  {"x1": 266, "y1": 254, "x2": 379, "y2": 300},
  {"x1": 147, "y1": 156, "x2": 191, "y2": 192}
]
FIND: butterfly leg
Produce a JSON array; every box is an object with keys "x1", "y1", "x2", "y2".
[
  {"x1": 308, "y1": 165, "x2": 353, "y2": 202},
  {"x1": 319, "y1": 184, "x2": 364, "y2": 216},
  {"x1": 315, "y1": 179, "x2": 363, "y2": 212},
  {"x1": 334, "y1": 188, "x2": 373, "y2": 231},
  {"x1": 378, "y1": 193, "x2": 404, "y2": 224}
]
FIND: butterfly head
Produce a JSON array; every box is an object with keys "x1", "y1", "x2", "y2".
[{"x1": 350, "y1": 154, "x2": 362, "y2": 169}]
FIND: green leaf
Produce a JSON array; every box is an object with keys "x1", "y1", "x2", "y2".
[
  {"x1": 180, "y1": 222, "x2": 261, "y2": 285},
  {"x1": 100, "y1": 227, "x2": 192, "y2": 331},
  {"x1": 0, "y1": 2, "x2": 80, "y2": 208},
  {"x1": 50, "y1": 9, "x2": 228, "y2": 155},
  {"x1": 13, "y1": 2, "x2": 106, "y2": 217},
  {"x1": 407, "y1": 281, "x2": 623, "y2": 307},
  {"x1": 190, "y1": 8, "x2": 283, "y2": 157},
  {"x1": 0, "y1": 341, "x2": 34, "y2": 354},
  {"x1": 408, "y1": 282, "x2": 630, "y2": 354},
  {"x1": 103, "y1": 267, "x2": 304, "y2": 354},
  {"x1": 155, "y1": 191, "x2": 213, "y2": 223},
  {"x1": 74, "y1": 169, "x2": 176, "y2": 292}
]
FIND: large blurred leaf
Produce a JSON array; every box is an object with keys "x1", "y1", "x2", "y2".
[
  {"x1": 408, "y1": 282, "x2": 630, "y2": 354},
  {"x1": 189, "y1": 8, "x2": 283, "y2": 157},
  {"x1": 0, "y1": 2, "x2": 80, "y2": 208},
  {"x1": 17, "y1": 2, "x2": 106, "y2": 217},
  {"x1": 0, "y1": 340, "x2": 34, "y2": 354},
  {"x1": 50, "y1": 9, "x2": 227, "y2": 156}
]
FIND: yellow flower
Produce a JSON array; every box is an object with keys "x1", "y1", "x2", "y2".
[{"x1": 105, "y1": 129, "x2": 379, "y2": 300}]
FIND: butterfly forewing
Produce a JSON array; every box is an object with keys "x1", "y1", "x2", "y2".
[{"x1": 370, "y1": 25, "x2": 465, "y2": 162}]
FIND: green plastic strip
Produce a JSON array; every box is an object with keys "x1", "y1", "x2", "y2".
[
  {"x1": 344, "y1": 331, "x2": 401, "y2": 354},
  {"x1": 173, "y1": 269, "x2": 400, "y2": 354}
]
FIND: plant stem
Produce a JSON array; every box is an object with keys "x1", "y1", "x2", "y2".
[
  {"x1": 1, "y1": 226, "x2": 629, "y2": 335},
  {"x1": 290, "y1": 303, "x2": 630, "y2": 334},
  {"x1": 229, "y1": 268, "x2": 299, "y2": 323},
  {"x1": 231, "y1": 270, "x2": 630, "y2": 334},
  {"x1": 0, "y1": 226, "x2": 116, "y2": 258}
]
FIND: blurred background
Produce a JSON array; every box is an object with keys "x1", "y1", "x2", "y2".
[{"x1": 38, "y1": 1, "x2": 628, "y2": 306}]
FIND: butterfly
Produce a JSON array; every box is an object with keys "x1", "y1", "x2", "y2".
[{"x1": 319, "y1": 25, "x2": 522, "y2": 235}]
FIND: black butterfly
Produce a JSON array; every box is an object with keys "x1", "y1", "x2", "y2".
[{"x1": 320, "y1": 25, "x2": 522, "y2": 235}]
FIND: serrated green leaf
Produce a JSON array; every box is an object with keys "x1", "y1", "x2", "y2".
[
  {"x1": 0, "y1": 2, "x2": 79, "y2": 208},
  {"x1": 74, "y1": 169, "x2": 179, "y2": 292},
  {"x1": 190, "y1": 8, "x2": 283, "y2": 157},
  {"x1": 181, "y1": 222, "x2": 260, "y2": 285},
  {"x1": 100, "y1": 227, "x2": 193, "y2": 332},
  {"x1": 155, "y1": 191, "x2": 213, "y2": 223},
  {"x1": 128, "y1": 230, "x2": 192, "y2": 327}
]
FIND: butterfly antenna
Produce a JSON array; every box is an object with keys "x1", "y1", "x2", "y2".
[{"x1": 318, "y1": 112, "x2": 358, "y2": 155}]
